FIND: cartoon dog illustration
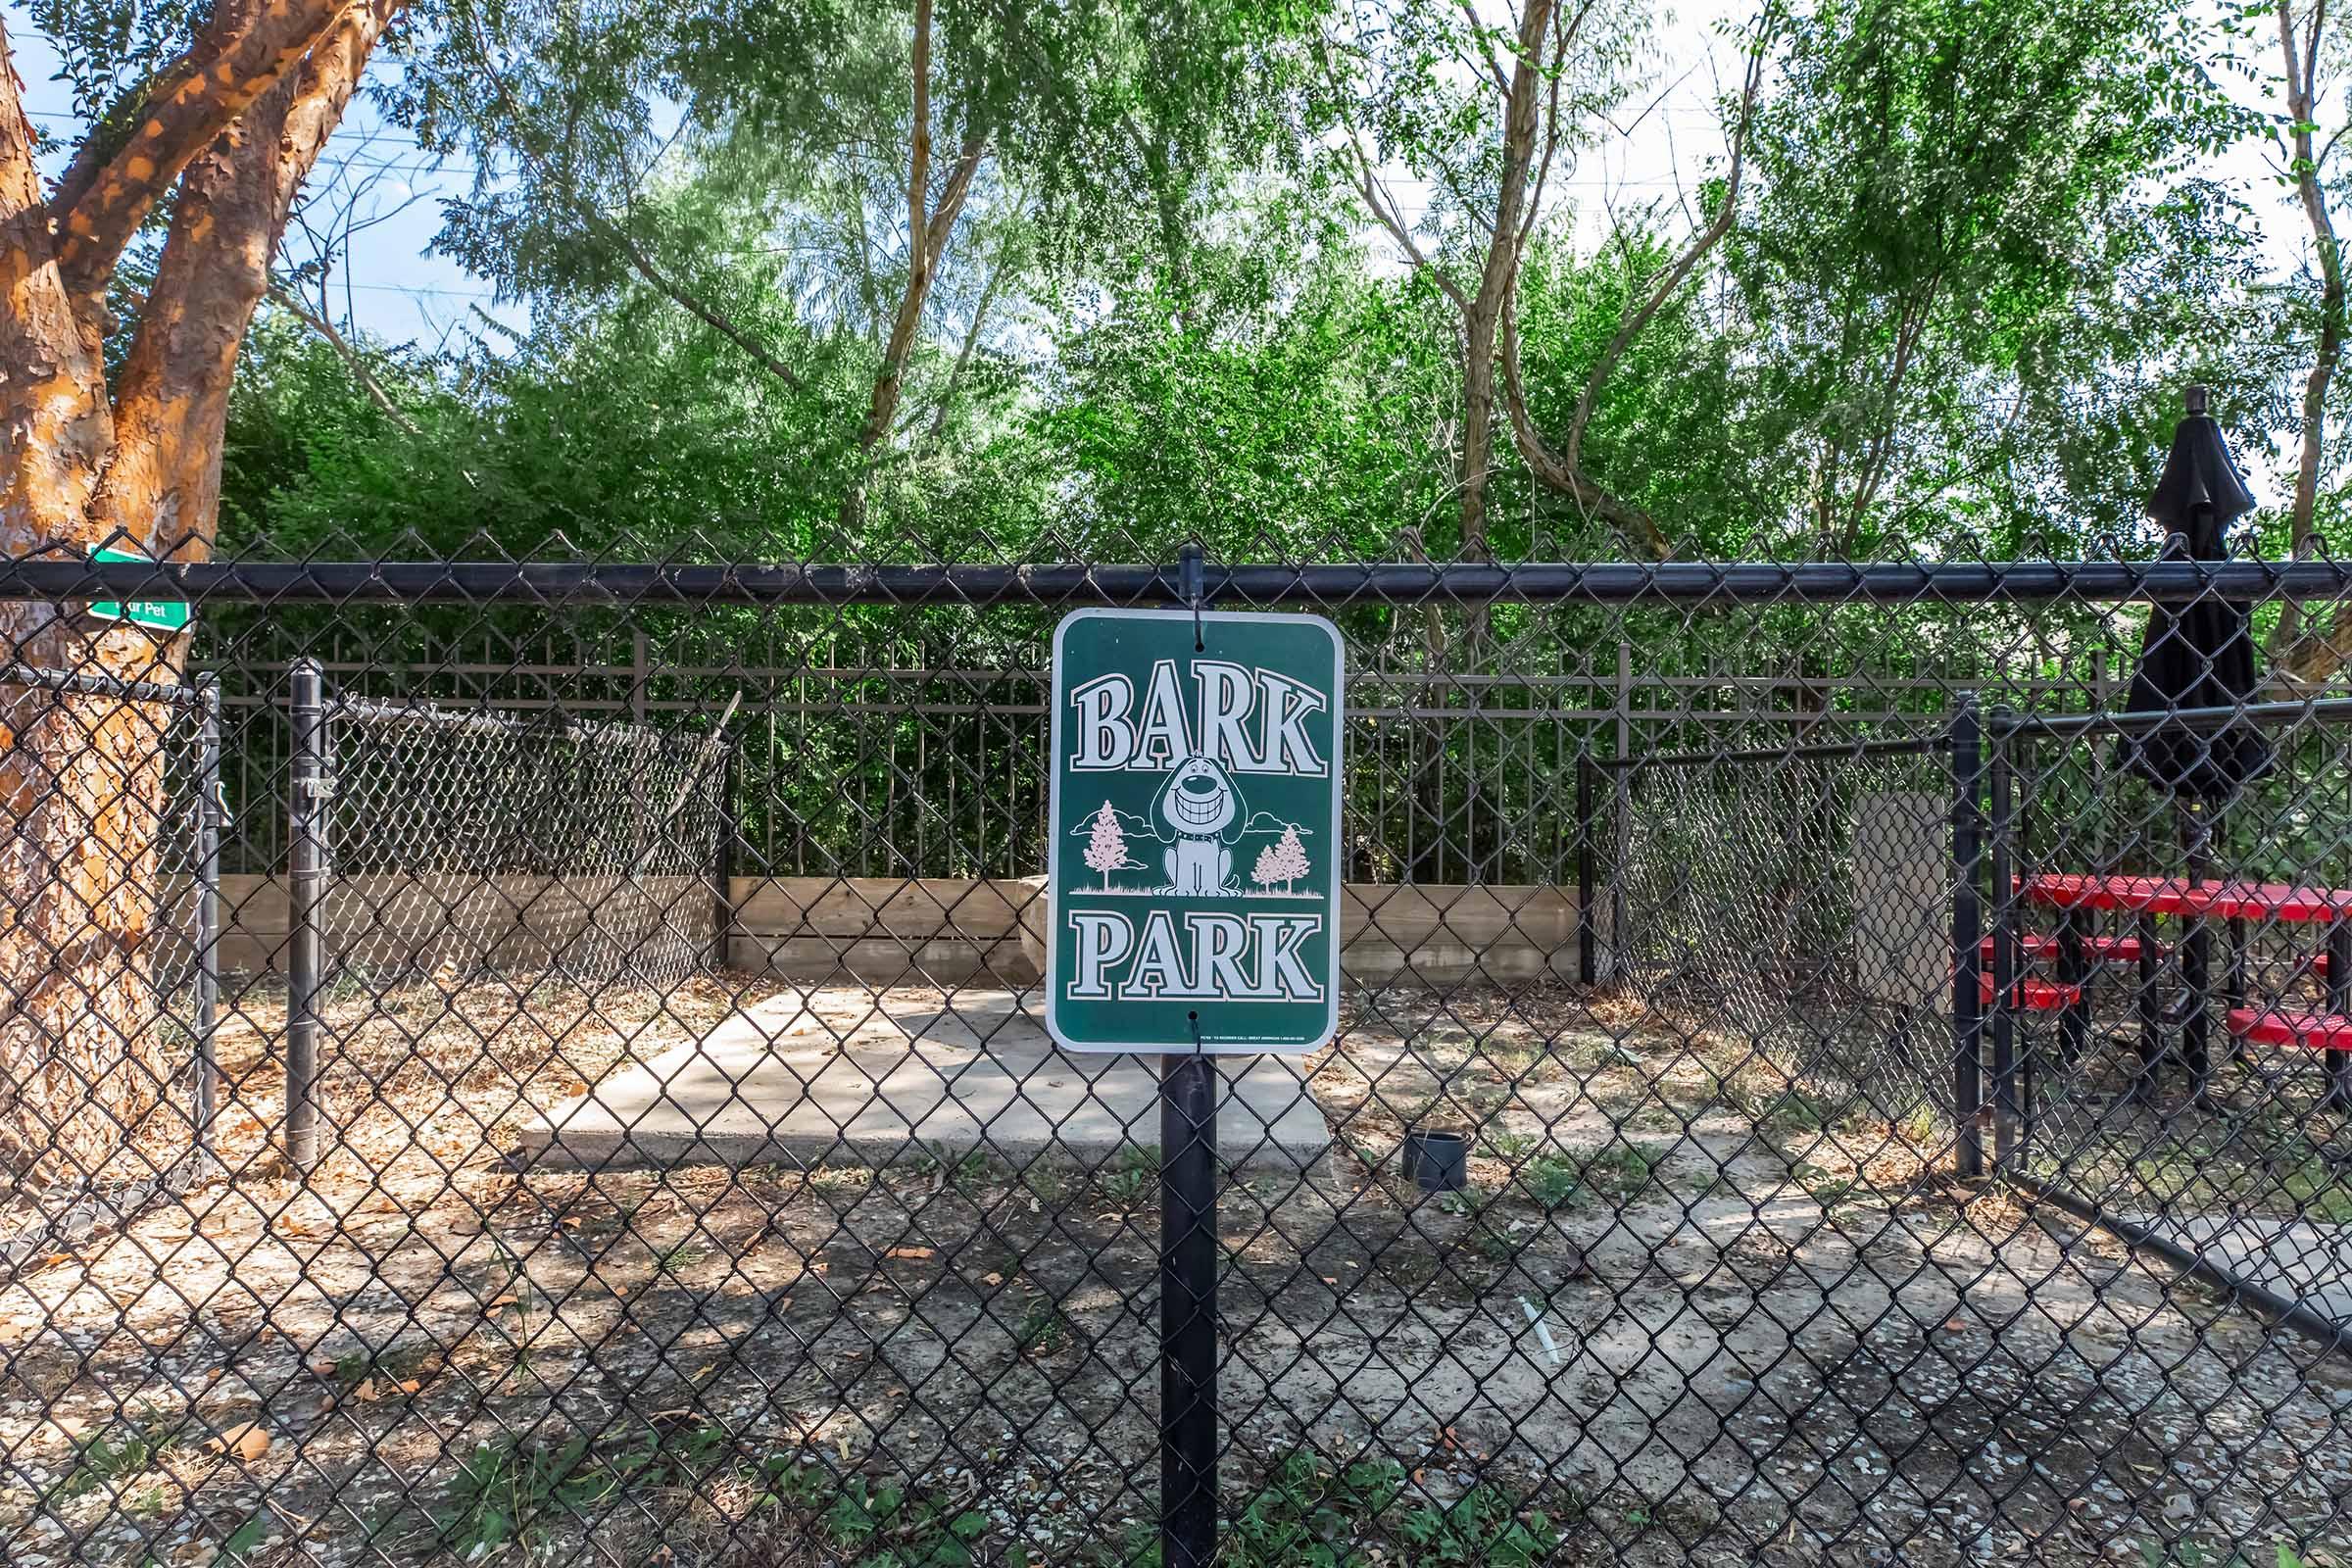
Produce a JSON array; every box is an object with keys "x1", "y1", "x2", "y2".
[{"x1": 1153, "y1": 756, "x2": 1243, "y2": 894}]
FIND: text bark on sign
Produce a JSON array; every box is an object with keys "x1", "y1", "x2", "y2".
[{"x1": 1045, "y1": 609, "x2": 1345, "y2": 1054}]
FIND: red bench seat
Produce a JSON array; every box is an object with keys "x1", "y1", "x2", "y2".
[
  {"x1": 1980, "y1": 934, "x2": 2155, "y2": 964},
  {"x1": 1981, "y1": 975, "x2": 2083, "y2": 1010},
  {"x1": 2226, "y1": 1008, "x2": 2352, "y2": 1051}
]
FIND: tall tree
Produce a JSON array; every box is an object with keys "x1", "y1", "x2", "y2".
[
  {"x1": 411, "y1": 0, "x2": 1321, "y2": 543},
  {"x1": 1725, "y1": 0, "x2": 2245, "y2": 560},
  {"x1": 1, "y1": 0, "x2": 402, "y2": 1174},
  {"x1": 1324, "y1": 0, "x2": 1765, "y2": 560},
  {"x1": 2248, "y1": 0, "x2": 2352, "y2": 675}
]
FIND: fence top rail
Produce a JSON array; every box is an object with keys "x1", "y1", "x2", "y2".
[
  {"x1": 333, "y1": 692, "x2": 737, "y2": 755},
  {"x1": 10, "y1": 557, "x2": 2352, "y2": 606},
  {"x1": 1597, "y1": 732, "x2": 1950, "y2": 771},
  {"x1": 1987, "y1": 694, "x2": 2352, "y2": 740},
  {"x1": 0, "y1": 660, "x2": 217, "y2": 710}
]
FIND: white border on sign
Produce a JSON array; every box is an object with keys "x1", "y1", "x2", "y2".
[{"x1": 1043, "y1": 608, "x2": 1346, "y2": 1055}]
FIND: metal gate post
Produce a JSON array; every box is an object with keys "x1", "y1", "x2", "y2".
[
  {"x1": 1576, "y1": 748, "x2": 1597, "y2": 987},
  {"x1": 194, "y1": 676, "x2": 223, "y2": 1156},
  {"x1": 711, "y1": 734, "x2": 739, "y2": 970},
  {"x1": 1950, "y1": 695, "x2": 1985, "y2": 1179},
  {"x1": 1160, "y1": 540, "x2": 1219, "y2": 1568},
  {"x1": 1987, "y1": 711, "x2": 2018, "y2": 1168},
  {"x1": 286, "y1": 658, "x2": 328, "y2": 1171},
  {"x1": 1610, "y1": 641, "x2": 1632, "y2": 984}
]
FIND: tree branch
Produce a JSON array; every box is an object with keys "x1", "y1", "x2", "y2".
[
  {"x1": 268, "y1": 282, "x2": 420, "y2": 433},
  {"x1": 0, "y1": 14, "x2": 116, "y2": 554},
  {"x1": 91, "y1": 0, "x2": 402, "y2": 554},
  {"x1": 1561, "y1": 23, "x2": 1765, "y2": 472},
  {"x1": 1346, "y1": 129, "x2": 1467, "y2": 311},
  {"x1": 1498, "y1": 298, "x2": 1672, "y2": 559},
  {"x1": 50, "y1": 0, "x2": 349, "y2": 315},
  {"x1": 589, "y1": 207, "x2": 810, "y2": 392},
  {"x1": 452, "y1": 7, "x2": 809, "y2": 395}
]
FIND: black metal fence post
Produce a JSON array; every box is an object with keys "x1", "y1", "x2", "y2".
[
  {"x1": 1160, "y1": 1048, "x2": 1218, "y2": 1567},
  {"x1": 1950, "y1": 694, "x2": 1985, "y2": 1179},
  {"x1": 1160, "y1": 540, "x2": 1219, "y2": 1568},
  {"x1": 712, "y1": 735, "x2": 739, "y2": 971},
  {"x1": 194, "y1": 675, "x2": 223, "y2": 1157},
  {"x1": 286, "y1": 658, "x2": 327, "y2": 1172},
  {"x1": 1987, "y1": 710, "x2": 2018, "y2": 1168},
  {"x1": 1576, "y1": 748, "x2": 1596, "y2": 986}
]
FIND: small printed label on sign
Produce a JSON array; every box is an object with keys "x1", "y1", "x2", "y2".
[
  {"x1": 87, "y1": 547, "x2": 192, "y2": 633},
  {"x1": 1045, "y1": 608, "x2": 1345, "y2": 1054}
]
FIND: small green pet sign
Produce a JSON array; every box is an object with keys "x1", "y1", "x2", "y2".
[
  {"x1": 1045, "y1": 609, "x2": 1345, "y2": 1054},
  {"x1": 87, "y1": 547, "x2": 192, "y2": 633}
]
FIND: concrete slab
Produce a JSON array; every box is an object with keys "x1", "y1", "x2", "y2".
[
  {"x1": 519, "y1": 985, "x2": 1333, "y2": 1172},
  {"x1": 2129, "y1": 1211, "x2": 2352, "y2": 1326}
]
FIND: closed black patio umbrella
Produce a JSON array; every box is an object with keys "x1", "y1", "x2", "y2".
[
  {"x1": 2114, "y1": 387, "x2": 2269, "y2": 1089},
  {"x1": 2117, "y1": 386, "x2": 2271, "y2": 805}
]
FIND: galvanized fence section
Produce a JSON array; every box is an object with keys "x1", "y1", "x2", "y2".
[{"x1": 5, "y1": 554, "x2": 2352, "y2": 1567}]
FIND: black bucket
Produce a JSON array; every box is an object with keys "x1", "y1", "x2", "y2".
[{"x1": 1400, "y1": 1128, "x2": 1469, "y2": 1193}]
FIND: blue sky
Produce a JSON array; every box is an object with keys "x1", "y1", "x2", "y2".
[{"x1": 8, "y1": 10, "x2": 522, "y2": 350}]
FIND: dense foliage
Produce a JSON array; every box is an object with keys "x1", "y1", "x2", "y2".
[{"x1": 69, "y1": 0, "x2": 2321, "y2": 568}]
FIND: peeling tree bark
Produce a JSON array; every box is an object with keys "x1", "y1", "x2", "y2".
[{"x1": 0, "y1": 0, "x2": 399, "y2": 1185}]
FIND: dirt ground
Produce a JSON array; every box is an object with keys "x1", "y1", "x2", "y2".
[{"x1": 2, "y1": 974, "x2": 2350, "y2": 1567}]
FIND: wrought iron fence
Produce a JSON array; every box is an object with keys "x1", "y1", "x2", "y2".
[{"x1": 4, "y1": 551, "x2": 2352, "y2": 1567}]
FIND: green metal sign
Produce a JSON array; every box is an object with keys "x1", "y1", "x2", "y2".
[
  {"x1": 87, "y1": 547, "x2": 191, "y2": 633},
  {"x1": 1045, "y1": 609, "x2": 1345, "y2": 1054}
]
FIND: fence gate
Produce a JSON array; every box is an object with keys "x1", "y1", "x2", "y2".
[{"x1": 3, "y1": 554, "x2": 2352, "y2": 1568}]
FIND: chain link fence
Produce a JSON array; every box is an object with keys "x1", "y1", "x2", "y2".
[
  {"x1": 0, "y1": 660, "x2": 220, "y2": 1273},
  {"x1": 4, "y1": 553, "x2": 2352, "y2": 1567}
]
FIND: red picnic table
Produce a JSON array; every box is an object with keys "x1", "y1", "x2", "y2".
[{"x1": 2011, "y1": 872, "x2": 2352, "y2": 1109}]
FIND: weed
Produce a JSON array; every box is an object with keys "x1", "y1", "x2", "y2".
[
  {"x1": 911, "y1": 1142, "x2": 992, "y2": 1189},
  {"x1": 1517, "y1": 1153, "x2": 1582, "y2": 1209},
  {"x1": 1580, "y1": 1140, "x2": 1666, "y2": 1203},
  {"x1": 1022, "y1": 1160, "x2": 1079, "y2": 1204},
  {"x1": 1102, "y1": 1145, "x2": 1160, "y2": 1206},
  {"x1": 1761, "y1": 1088, "x2": 1834, "y2": 1137},
  {"x1": 1440, "y1": 1183, "x2": 1493, "y2": 1220},
  {"x1": 1791, "y1": 1161, "x2": 1860, "y2": 1208},
  {"x1": 2138, "y1": 1543, "x2": 2310, "y2": 1568},
  {"x1": 764, "y1": 1463, "x2": 988, "y2": 1566},
  {"x1": 1014, "y1": 1299, "x2": 1072, "y2": 1356},
  {"x1": 428, "y1": 1419, "x2": 735, "y2": 1554},
  {"x1": 1484, "y1": 1130, "x2": 1540, "y2": 1161},
  {"x1": 56, "y1": 1407, "x2": 184, "y2": 1499},
  {"x1": 658, "y1": 1239, "x2": 712, "y2": 1275},
  {"x1": 1895, "y1": 1103, "x2": 1941, "y2": 1147},
  {"x1": 1228, "y1": 1449, "x2": 1406, "y2": 1566},
  {"x1": 1397, "y1": 1485, "x2": 1562, "y2": 1567},
  {"x1": 331, "y1": 1341, "x2": 437, "y2": 1388}
]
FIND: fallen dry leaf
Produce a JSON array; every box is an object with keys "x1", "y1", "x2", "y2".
[
  {"x1": 885, "y1": 1247, "x2": 935, "y2": 1260},
  {"x1": 207, "y1": 1422, "x2": 270, "y2": 1463}
]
